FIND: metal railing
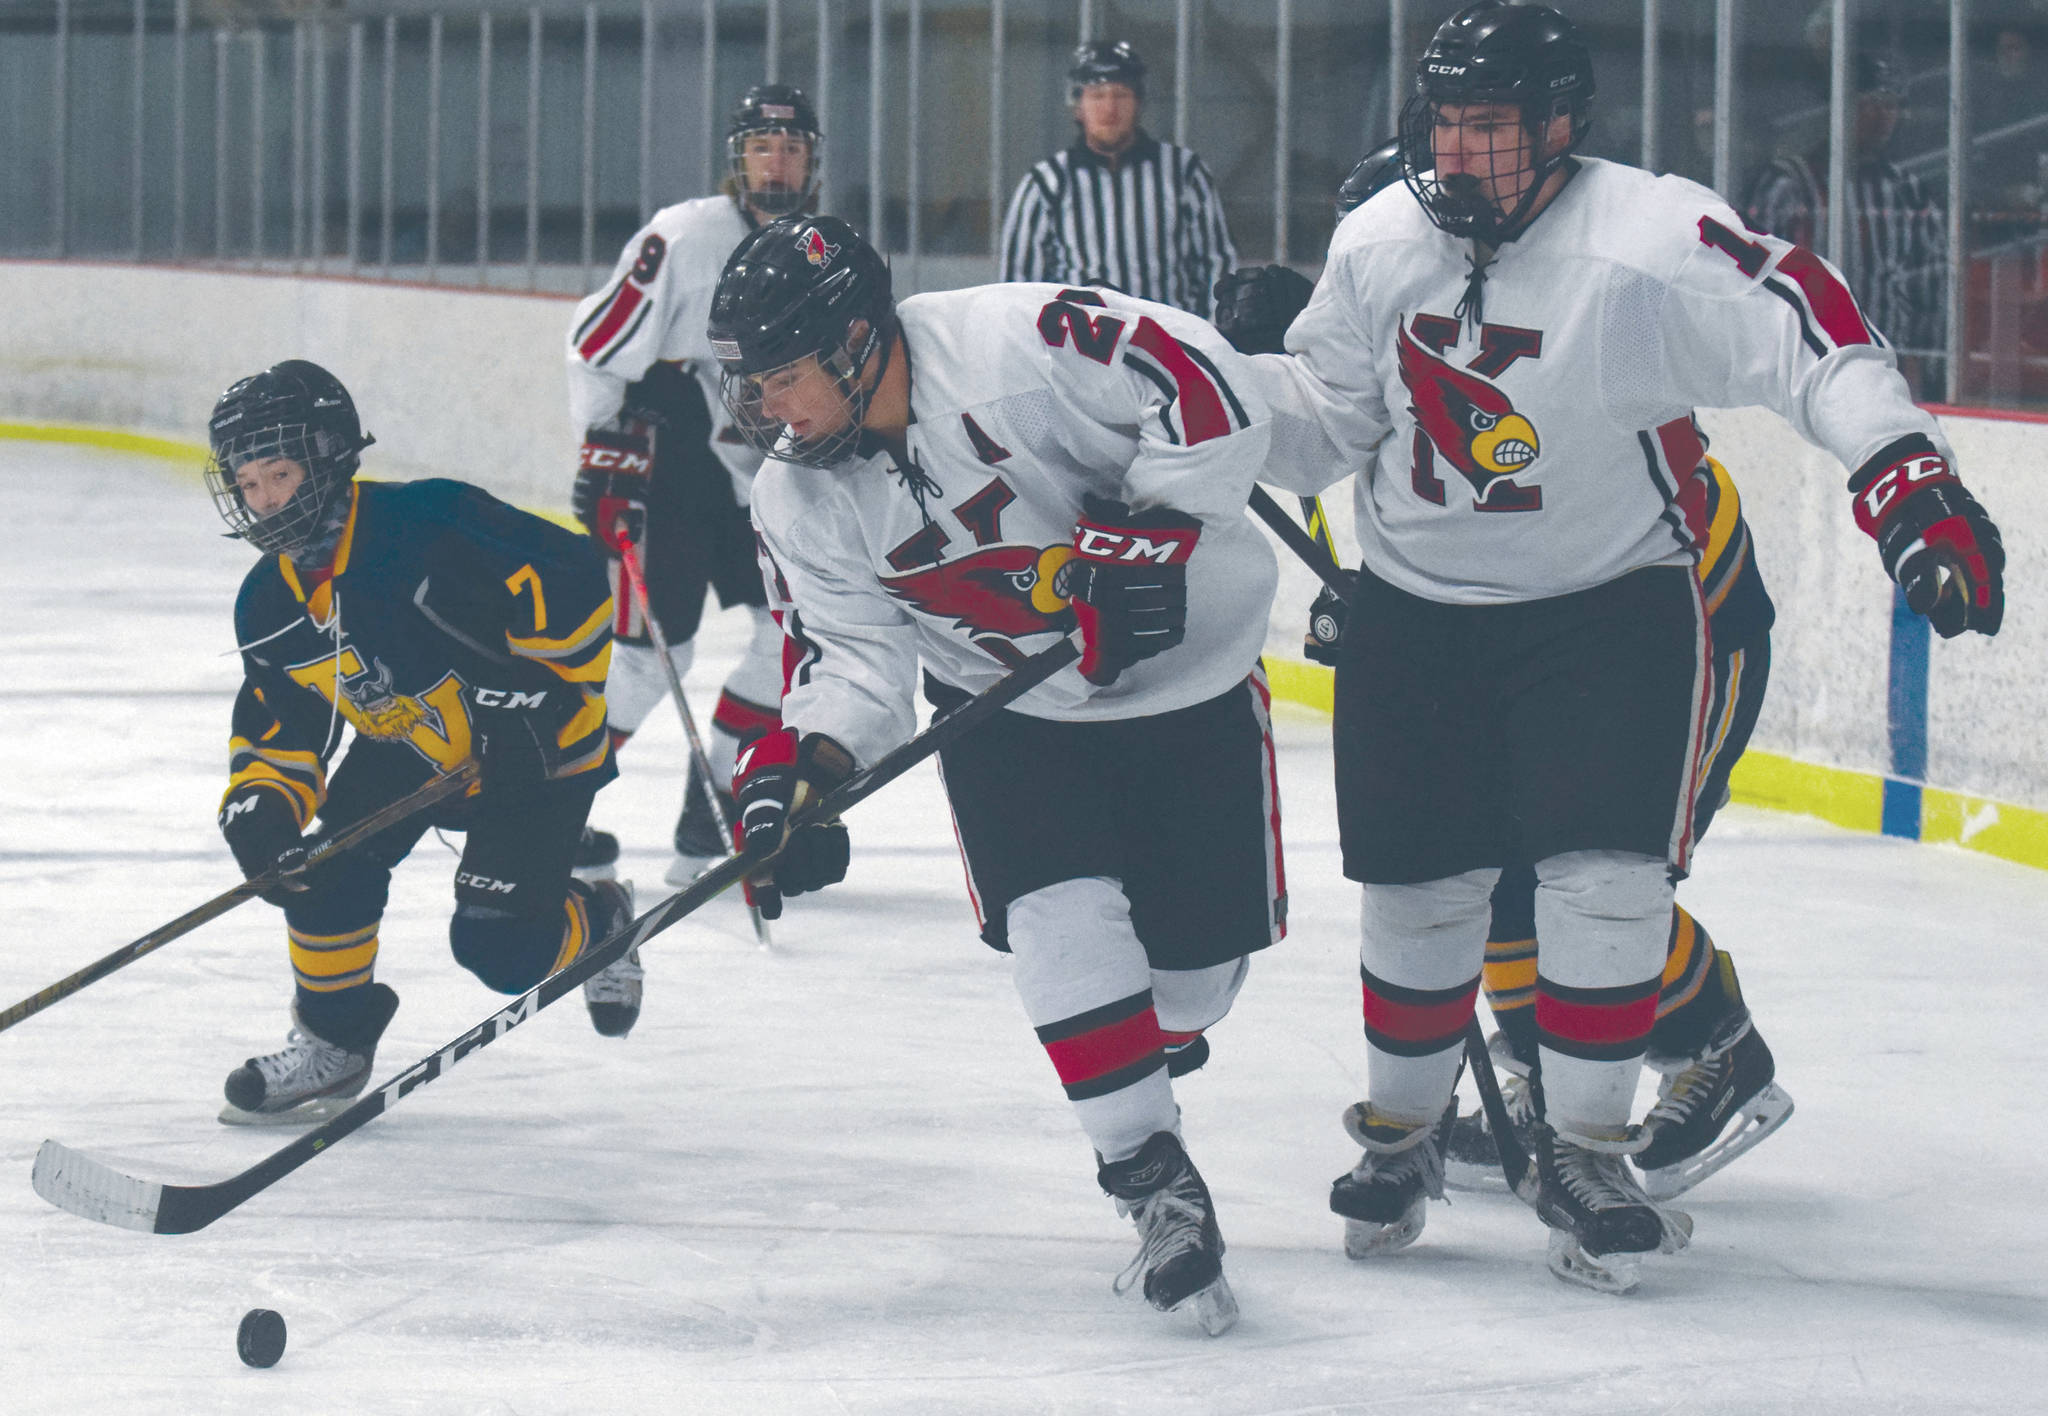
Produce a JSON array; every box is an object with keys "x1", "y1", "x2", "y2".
[{"x1": 7, "y1": 1, "x2": 2048, "y2": 405}]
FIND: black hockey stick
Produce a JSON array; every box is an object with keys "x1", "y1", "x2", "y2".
[
  {"x1": 0, "y1": 763, "x2": 479, "y2": 1037},
  {"x1": 616, "y1": 534, "x2": 772, "y2": 950},
  {"x1": 1248, "y1": 484, "x2": 1539, "y2": 1200},
  {"x1": 32, "y1": 635, "x2": 1082, "y2": 1235}
]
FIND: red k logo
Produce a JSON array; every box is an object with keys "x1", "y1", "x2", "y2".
[
  {"x1": 1397, "y1": 324, "x2": 1542, "y2": 507},
  {"x1": 803, "y1": 227, "x2": 841, "y2": 268}
]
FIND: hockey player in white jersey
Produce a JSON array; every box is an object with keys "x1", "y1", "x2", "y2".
[
  {"x1": 566, "y1": 84, "x2": 818, "y2": 887},
  {"x1": 1247, "y1": 1, "x2": 2004, "y2": 1293},
  {"x1": 706, "y1": 215, "x2": 1288, "y2": 1334}
]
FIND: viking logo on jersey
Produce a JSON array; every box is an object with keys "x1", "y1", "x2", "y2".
[
  {"x1": 1397, "y1": 323, "x2": 1543, "y2": 511},
  {"x1": 336, "y1": 655, "x2": 432, "y2": 739},
  {"x1": 803, "y1": 228, "x2": 841, "y2": 268},
  {"x1": 882, "y1": 544, "x2": 1077, "y2": 665}
]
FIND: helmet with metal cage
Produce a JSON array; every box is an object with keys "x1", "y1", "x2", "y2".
[
  {"x1": 726, "y1": 83, "x2": 822, "y2": 219},
  {"x1": 1397, "y1": 1, "x2": 1594, "y2": 243},
  {"x1": 706, "y1": 216, "x2": 895, "y2": 470},
  {"x1": 205, "y1": 359, "x2": 375, "y2": 560},
  {"x1": 1067, "y1": 40, "x2": 1146, "y2": 103}
]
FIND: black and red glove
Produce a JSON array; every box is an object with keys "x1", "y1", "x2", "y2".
[
  {"x1": 1063, "y1": 494, "x2": 1202, "y2": 686},
  {"x1": 732, "y1": 728, "x2": 854, "y2": 920},
  {"x1": 571, "y1": 424, "x2": 653, "y2": 555},
  {"x1": 1848, "y1": 435, "x2": 2004, "y2": 639}
]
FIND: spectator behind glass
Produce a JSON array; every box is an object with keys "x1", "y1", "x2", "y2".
[{"x1": 1744, "y1": 54, "x2": 1948, "y2": 400}]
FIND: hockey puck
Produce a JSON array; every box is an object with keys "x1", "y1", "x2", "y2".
[{"x1": 236, "y1": 1308, "x2": 287, "y2": 1368}]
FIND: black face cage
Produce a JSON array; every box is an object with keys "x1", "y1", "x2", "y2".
[
  {"x1": 205, "y1": 423, "x2": 355, "y2": 558},
  {"x1": 719, "y1": 314, "x2": 891, "y2": 471},
  {"x1": 1398, "y1": 91, "x2": 1587, "y2": 243},
  {"x1": 728, "y1": 125, "x2": 821, "y2": 219}
]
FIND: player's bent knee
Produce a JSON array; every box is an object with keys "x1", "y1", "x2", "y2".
[
  {"x1": 449, "y1": 902, "x2": 566, "y2": 995},
  {"x1": 1152, "y1": 955, "x2": 1248, "y2": 1034},
  {"x1": 1531, "y1": 849, "x2": 1673, "y2": 980},
  {"x1": 1359, "y1": 868, "x2": 1499, "y2": 987}
]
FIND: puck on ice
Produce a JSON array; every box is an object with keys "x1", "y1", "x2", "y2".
[{"x1": 237, "y1": 1308, "x2": 287, "y2": 1368}]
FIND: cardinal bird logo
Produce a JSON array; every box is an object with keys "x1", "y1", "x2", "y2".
[
  {"x1": 1397, "y1": 324, "x2": 1541, "y2": 505},
  {"x1": 882, "y1": 544, "x2": 1077, "y2": 663},
  {"x1": 803, "y1": 227, "x2": 841, "y2": 268}
]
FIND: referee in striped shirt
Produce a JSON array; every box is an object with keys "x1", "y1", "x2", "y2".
[{"x1": 998, "y1": 40, "x2": 1237, "y2": 319}]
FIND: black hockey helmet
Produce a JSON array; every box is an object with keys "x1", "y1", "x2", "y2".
[
  {"x1": 1068, "y1": 39, "x2": 1146, "y2": 102},
  {"x1": 1398, "y1": 1, "x2": 1594, "y2": 243},
  {"x1": 1336, "y1": 137, "x2": 1406, "y2": 216},
  {"x1": 726, "y1": 83, "x2": 822, "y2": 219},
  {"x1": 707, "y1": 216, "x2": 895, "y2": 469},
  {"x1": 205, "y1": 359, "x2": 375, "y2": 560}
]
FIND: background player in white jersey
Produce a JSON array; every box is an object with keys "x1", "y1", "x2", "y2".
[
  {"x1": 566, "y1": 84, "x2": 817, "y2": 887},
  {"x1": 705, "y1": 216, "x2": 1287, "y2": 1335},
  {"x1": 1248, "y1": 1, "x2": 2004, "y2": 1293}
]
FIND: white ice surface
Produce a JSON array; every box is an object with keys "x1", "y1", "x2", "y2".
[{"x1": 2, "y1": 445, "x2": 2045, "y2": 1415}]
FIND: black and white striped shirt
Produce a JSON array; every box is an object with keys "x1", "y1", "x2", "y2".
[
  {"x1": 1743, "y1": 151, "x2": 1946, "y2": 357},
  {"x1": 998, "y1": 131, "x2": 1237, "y2": 319}
]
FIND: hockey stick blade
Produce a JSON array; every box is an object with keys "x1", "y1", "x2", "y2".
[
  {"x1": 32, "y1": 637, "x2": 1081, "y2": 1235},
  {"x1": 1, "y1": 764, "x2": 477, "y2": 1037}
]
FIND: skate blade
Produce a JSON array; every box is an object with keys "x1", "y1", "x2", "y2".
[
  {"x1": 1546, "y1": 1231, "x2": 1643, "y2": 1295},
  {"x1": 217, "y1": 1093, "x2": 361, "y2": 1127},
  {"x1": 1341, "y1": 1198, "x2": 1427, "y2": 1259},
  {"x1": 1167, "y1": 1274, "x2": 1240, "y2": 1337},
  {"x1": 1639, "y1": 1084, "x2": 1796, "y2": 1200}
]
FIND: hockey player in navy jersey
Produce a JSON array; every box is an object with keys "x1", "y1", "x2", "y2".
[
  {"x1": 705, "y1": 216, "x2": 1287, "y2": 1334},
  {"x1": 566, "y1": 84, "x2": 821, "y2": 887},
  {"x1": 207, "y1": 360, "x2": 641, "y2": 1125},
  {"x1": 1246, "y1": 1, "x2": 2003, "y2": 1293}
]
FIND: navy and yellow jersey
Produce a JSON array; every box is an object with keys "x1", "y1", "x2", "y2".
[
  {"x1": 1678, "y1": 455, "x2": 1776, "y2": 653},
  {"x1": 223, "y1": 478, "x2": 616, "y2": 825}
]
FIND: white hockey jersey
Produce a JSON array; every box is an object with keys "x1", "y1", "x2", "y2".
[
  {"x1": 1253, "y1": 156, "x2": 1953, "y2": 604},
  {"x1": 565, "y1": 193, "x2": 764, "y2": 487},
  {"x1": 750, "y1": 283, "x2": 1278, "y2": 771}
]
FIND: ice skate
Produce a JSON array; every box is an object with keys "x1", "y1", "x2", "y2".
[
  {"x1": 580, "y1": 879, "x2": 644, "y2": 1038},
  {"x1": 571, "y1": 825, "x2": 620, "y2": 883},
  {"x1": 1163, "y1": 1034, "x2": 1210, "y2": 1078},
  {"x1": 1329, "y1": 1100, "x2": 1452, "y2": 1258},
  {"x1": 665, "y1": 762, "x2": 735, "y2": 887},
  {"x1": 1442, "y1": 1033, "x2": 1534, "y2": 1192},
  {"x1": 1534, "y1": 1121, "x2": 1692, "y2": 1295},
  {"x1": 220, "y1": 983, "x2": 399, "y2": 1126},
  {"x1": 1097, "y1": 1132, "x2": 1238, "y2": 1337},
  {"x1": 1636, "y1": 1011, "x2": 1794, "y2": 1200}
]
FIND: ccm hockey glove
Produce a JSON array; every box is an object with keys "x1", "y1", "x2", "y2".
[
  {"x1": 1848, "y1": 435, "x2": 2005, "y2": 639},
  {"x1": 732, "y1": 728, "x2": 854, "y2": 920},
  {"x1": 1212, "y1": 264, "x2": 1315, "y2": 356},
  {"x1": 1302, "y1": 568, "x2": 1357, "y2": 667},
  {"x1": 219, "y1": 786, "x2": 315, "y2": 903},
  {"x1": 571, "y1": 424, "x2": 653, "y2": 555},
  {"x1": 1064, "y1": 494, "x2": 1202, "y2": 686}
]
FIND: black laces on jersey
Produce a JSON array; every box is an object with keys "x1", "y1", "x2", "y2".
[
  {"x1": 892, "y1": 453, "x2": 944, "y2": 536},
  {"x1": 1454, "y1": 244, "x2": 1494, "y2": 331}
]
